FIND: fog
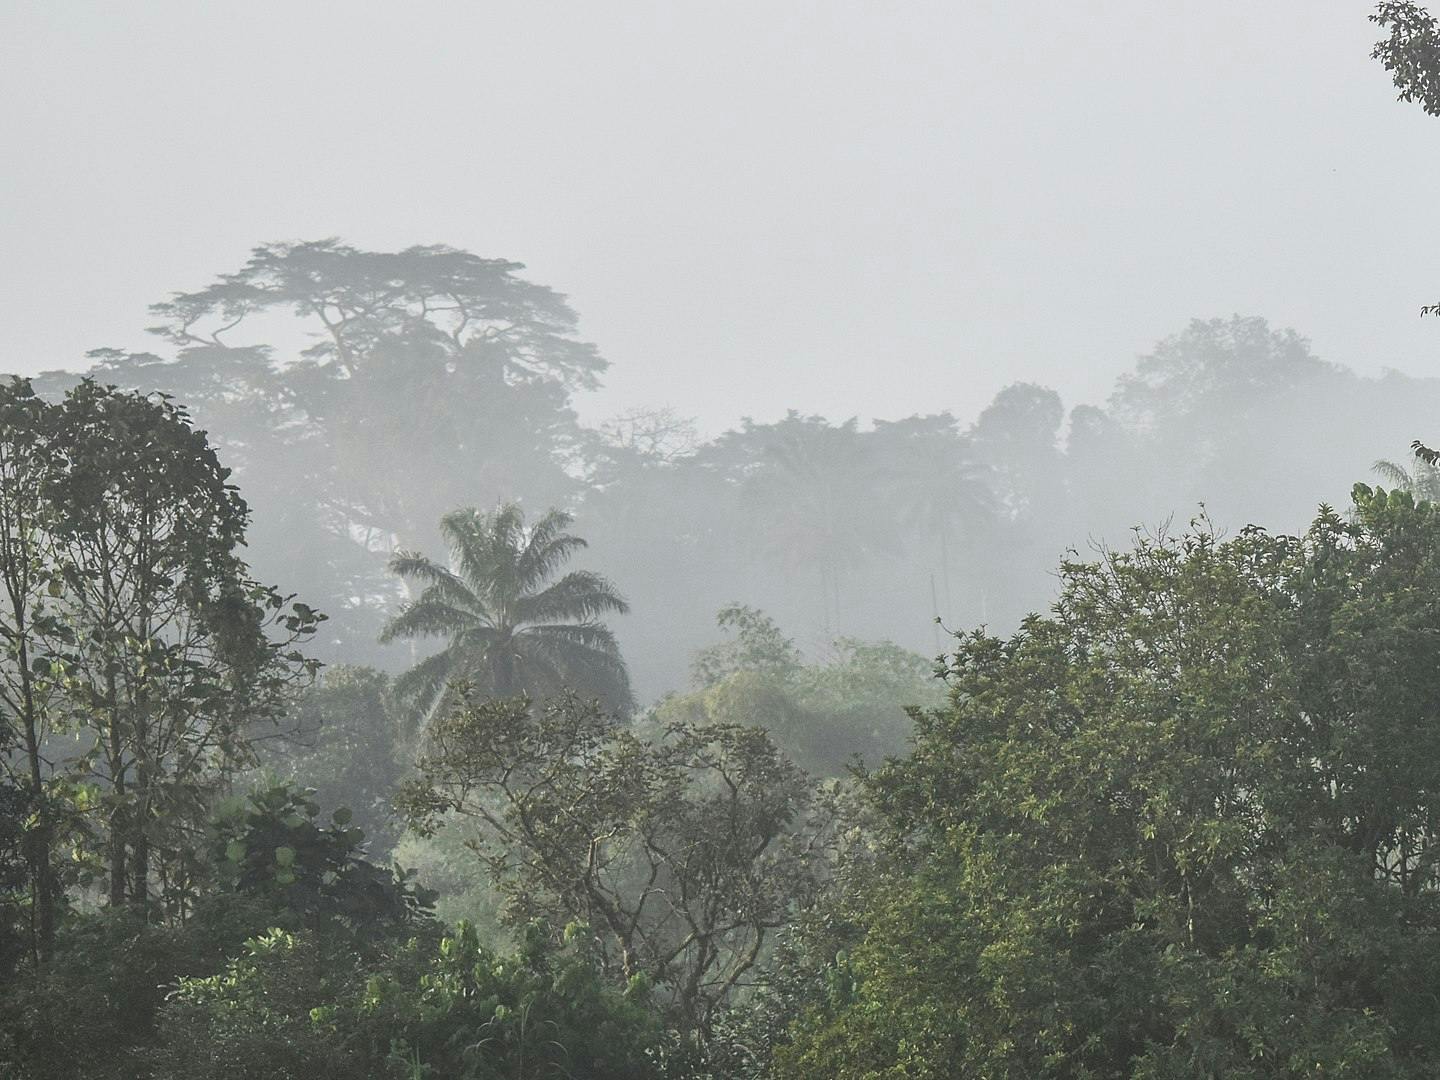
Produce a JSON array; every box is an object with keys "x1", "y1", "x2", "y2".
[
  {"x1": 4, "y1": 2, "x2": 1439, "y2": 437},
  {"x1": 14, "y1": 6, "x2": 1440, "y2": 1074},
  {"x1": 4, "y1": 3, "x2": 1440, "y2": 705}
]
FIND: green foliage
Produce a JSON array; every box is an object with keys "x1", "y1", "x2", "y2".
[
  {"x1": 143, "y1": 928, "x2": 369, "y2": 1080},
  {"x1": 1373, "y1": 2, "x2": 1440, "y2": 118},
  {"x1": 779, "y1": 491, "x2": 1440, "y2": 1078},
  {"x1": 392, "y1": 814, "x2": 508, "y2": 942},
  {"x1": 263, "y1": 665, "x2": 416, "y2": 850},
  {"x1": 1373, "y1": 449, "x2": 1440, "y2": 502},
  {"x1": 210, "y1": 783, "x2": 435, "y2": 940},
  {"x1": 0, "y1": 785, "x2": 436, "y2": 1079},
  {"x1": 690, "y1": 604, "x2": 802, "y2": 685},
  {"x1": 0, "y1": 895, "x2": 300, "y2": 1079},
  {"x1": 662, "y1": 606, "x2": 941, "y2": 776},
  {"x1": 0, "y1": 376, "x2": 322, "y2": 953},
  {"x1": 382, "y1": 503, "x2": 631, "y2": 713},
  {"x1": 399, "y1": 690, "x2": 835, "y2": 1037},
  {"x1": 0, "y1": 778, "x2": 30, "y2": 975},
  {"x1": 142, "y1": 920, "x2": 661, "y2": 1080}
]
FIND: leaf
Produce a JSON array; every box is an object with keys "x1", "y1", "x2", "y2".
[{"x1": 274, "y1": 845, "x2": 296, "y2": 867}]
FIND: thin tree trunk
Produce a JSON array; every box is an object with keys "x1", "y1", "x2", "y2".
[
  {"x1": 13, "y1": 612, "x2": 54, "y2": 958},
  {"x1": 493, "y1": 637, "x2": 516, "y2": 698},
  {"x1": 19, "y1": 708, "x2": 54, "y2": 959},
  {"x1": 938, "y1": 521, "x2": 954, "y2": 618},
  {"x1": 130, "y1": 768, "x2": 149, "y2": 909},
  {"x1": 106, "y1": 673, "x2": 127, "y2": 908},
  {"x1": 929, "y1": 573, "x2": 941, "y2": 653}
]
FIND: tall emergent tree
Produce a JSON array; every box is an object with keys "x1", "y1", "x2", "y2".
[
  {"x1": 144, "y1": 239, "x2": 602, "y2": 547},
  {"x1": 778, "y1": 489, "x2": 1440, "y2": 1078},
  {"x1": 37, "y1": 240, "x2": 604, "y2": 667},
  {"x1": 381, "y1": 503, "x2": 631, "y2": 711}
]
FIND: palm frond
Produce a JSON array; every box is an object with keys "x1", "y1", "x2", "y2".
[
  {"x1": 517, "y1": 530, "x2": 587, "y2": 587},
  {"x1": 388, "y1": 550, "x2": 469, "y2": 593},
  {"x1": 1373, "y1": 458, "x2": 1415, "y2": 490},
  {"x1": 520, "y1": 506, "x2": 576, "y2": 554},
  {"x1": 442, "y1": 505, "x2": 521, "y2": 610},
  {"x1": 520, "y1": 621, "x2": 626, "y2": 652},
  {"x1": 515, "y1": 571, "x2": 629, "y2": 624},
  {"x1": 516, "y1": 632, "x2": 632, "y2": 710},
  {"x1": 393, "y1": 648, "x2": 462, "y2": 711},
  {"x1": 386, "y1": 501, "x2": 629, "y2": 710},
  {"x1": 379, "y1": 595, "x2": 479, "y2": 643}
]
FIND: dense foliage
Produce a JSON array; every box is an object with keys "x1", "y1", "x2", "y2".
[
  {"x1": 399, "y1": 689, "x2": 837, "y2": 1039},
  {"x1": 6, "y1": 9, "x2": 1440, "y2": 1075},
  {"x1": 777, "y1": 489, "x2": 1440, "y2": 1078}
]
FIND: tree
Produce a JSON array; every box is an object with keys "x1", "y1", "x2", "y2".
[
  {"x1": 706, "y1": 413, "x2": 890, "y2": 634},
  {"x1": 662, "y1": 604, "x2": 942, "y2": 777},
  {"x1": 1374, "y1": 448, "x2": 1440, "y2": 501},
  {"x1": 208, "y1": 783, "x2": 434, "y2": 941},
  {"x1": 398, "y1": 690, "x2": 837, "y2": 1039},
  {"x1": 779, "y1": 490, "x2": 1440, "y2": 1078},
  {"x1": 381, "y1": 503, "x2": 631, "y2": 712},
  {"x1": 144, "y1": 239, "x2": 599, "y2": 547},
  {"x1": 1373, "y1": 2, "x2": 1440, "y2": 462},
  {"x1": 0, "y1": 379, "x2": 67, "y2": 959},
  {"x1": 0, "y1": 782, "x2": 436, "y2": 1080},
  {"x1": 1373, "y1": 2, "x2": 1440, "y2": 119},
  {"x1": 0, "y1": 773, "x2": 30, "y2": 977},
  {"x1": 871, "y1": 414, "x2": 993, "y2": 622},
  {"x1": 39, "y1": 241, "x2": 604, "y2": 669},
  {"x1": 259, "y1": 666, "x2": 416, "y2": 851},
  {"x1": 143, "y1": 920, "x2": 662, "y2": 1080},
  {"x1": 41, "y1": 380, "x2": 322, "y2": 914}
]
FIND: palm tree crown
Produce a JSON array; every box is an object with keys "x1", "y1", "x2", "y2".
[
  {"x1": 1373, "y1": 454, "x2": 1440, "y2": 504},
  {"x1": 381, "y1": 503, "x2": 631, "y2": 712}
]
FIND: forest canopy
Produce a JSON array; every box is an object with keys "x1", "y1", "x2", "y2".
[{"x1": 6, "y1": 5, "x2": 1440, "y2": 1077}]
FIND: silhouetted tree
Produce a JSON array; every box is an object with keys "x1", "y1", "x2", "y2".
[
  {"x1": 872, "y1": 414, "x2": 992, "y2": 621},
  {"x1": 381, "y1": 504, "x2": 631, "y2": 711}
]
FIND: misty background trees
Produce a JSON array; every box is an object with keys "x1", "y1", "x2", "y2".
[
  {"x1": 5, "y1": 231, "x2": 1440, "y2": 1078},
  {"x1": 8, "y1": 4, "x2": 1440, "y2": 1077},
  {"x1": 29, "y1": 245, "x2": 1440, "y2": 706}
]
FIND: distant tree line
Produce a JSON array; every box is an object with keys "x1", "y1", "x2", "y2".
[{"x1": 23, "y1": 245, "x2": 1440, "y2": 705}]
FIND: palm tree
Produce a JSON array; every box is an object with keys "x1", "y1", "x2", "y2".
[
  {"x1": 1373, "y1": 452, "x2": 1440, "y2": 503},
  {"x1": 873, "y1": 414, "x2": 994, "y2": 622},
  {"x1": 380, "y1": 503, "x2": 631, "y2": 712},
  {"x1": 734, "y1": 414, "x2": 890, "y2": 633}
]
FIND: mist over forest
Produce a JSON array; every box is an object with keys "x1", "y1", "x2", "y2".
[
  {"x1": 29, "y1": 252, "x2": 1440, "y2": 703},
  {"x1": 11, "y1": 4, "x2": 1440, "y2": 1079}
]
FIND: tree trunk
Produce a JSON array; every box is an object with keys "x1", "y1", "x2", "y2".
[
  {"x1": 14, "y1": 637, "x2": 54, "y2": 959},
  {"x1": 106, "y1": 681, "x2": 127, "y2": 908},
  {"x1": 20, "y1": 717, "x2": 54, "y2": 958},
  {"x1": 493, "y1": 637, "x2": 516, "y2": 698},
  {"x1": 938, "y1": 521, "x2": 954, "y2": 618}
]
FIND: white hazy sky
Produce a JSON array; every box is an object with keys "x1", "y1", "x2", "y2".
[{"x1": 2, "y1": 1, "x2": 1438, "y2": 436}]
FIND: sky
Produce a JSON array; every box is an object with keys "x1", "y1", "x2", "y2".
[{"x1": 2, "y1": 1, "x2": 1438, "y2": 438}]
